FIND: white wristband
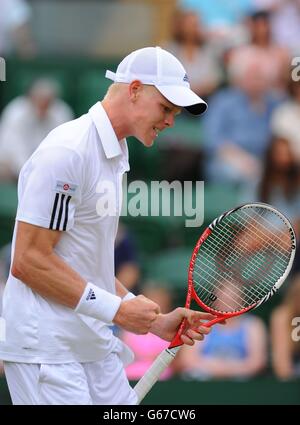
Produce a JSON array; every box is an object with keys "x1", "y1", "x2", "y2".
[
  {"x1": 75, "y1": 282, "x2": 122, "y2": 323},
  {"x1": 122, "y1": 292, "x2": 136, "y2": 301}
]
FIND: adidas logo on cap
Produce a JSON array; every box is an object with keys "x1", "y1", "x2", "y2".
[
  {"x1": 86, "y1": 288, "x2": 96, "y2": 301},
  {"x1": 183, "y1": 73, "x2": 189, "y2": 83}
]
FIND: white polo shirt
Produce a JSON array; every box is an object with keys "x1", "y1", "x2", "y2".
[{"x1": 0, "y1": 102, "x2": 134, "y2": 364}]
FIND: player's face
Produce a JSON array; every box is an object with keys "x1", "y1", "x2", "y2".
[{"x1": 131, "y1": 84, "x2": 182, "y2": 147}]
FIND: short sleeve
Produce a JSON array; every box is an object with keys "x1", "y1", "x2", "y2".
[{"x1": 16, "y1": 146, "x2": 83, "y2": 231}]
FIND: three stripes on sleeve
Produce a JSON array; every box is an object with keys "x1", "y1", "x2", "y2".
[{"x1": 49, "y1": 193, "x2": 72, "y2": 231}]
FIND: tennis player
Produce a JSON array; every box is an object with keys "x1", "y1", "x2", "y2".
[{"x1": 0, "y1": 47, "x2": 212, "y2": 405}]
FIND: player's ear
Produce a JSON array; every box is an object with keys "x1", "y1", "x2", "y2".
[{"x1": 129, "y1": 80, "x2": 143, "y2": 102}]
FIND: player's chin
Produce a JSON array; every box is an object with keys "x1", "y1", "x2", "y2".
[
  {"x1": 135, "y1": 133, "x2": 154, "y2": 147},
  {"x1": 141, "y1": 136, "x2": 155, "y2": 148}
]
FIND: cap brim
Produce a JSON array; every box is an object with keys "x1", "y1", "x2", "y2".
[{"x1": 156, "y1": 85, "x2": 208, "y2": 116}]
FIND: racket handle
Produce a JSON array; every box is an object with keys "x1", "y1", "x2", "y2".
[{"x1": 134, "y1": 346, "x2": 180, "y2": 404}]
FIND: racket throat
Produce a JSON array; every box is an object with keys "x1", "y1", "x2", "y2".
[
  {"x1": 169, "y1": 317, "x2": 188, "y2": 349},
  {"x1": 169, "y1": 334, "x2": 184, "y2": 349}
]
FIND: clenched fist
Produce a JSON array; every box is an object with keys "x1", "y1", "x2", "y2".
[{"x1": 113, "y1": 295, "x2": 160, "y2": 334}]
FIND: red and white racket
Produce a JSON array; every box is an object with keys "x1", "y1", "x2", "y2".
[{"x1": 134, "y1": 203, "x2": 296, "y2": 403}]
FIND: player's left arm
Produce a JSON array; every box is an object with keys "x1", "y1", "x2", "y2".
[
  {"x1": 115, "y1": 278, "x2": 213, "y2": 344},
  {"x1": 150, "y1": 308, "x2": 213, "y2": 345}
]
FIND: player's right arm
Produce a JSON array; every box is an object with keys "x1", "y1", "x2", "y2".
[
  {"x1": 11, "y1": 221, "x2": 160, "y2": 334},
  {"x1": 11, "y1": 221, "x2": 85, "y2": 308}
]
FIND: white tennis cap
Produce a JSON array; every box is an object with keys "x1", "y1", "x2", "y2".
[{"x1": 105, "y1": 46, "x2": 208, "y2": 116}]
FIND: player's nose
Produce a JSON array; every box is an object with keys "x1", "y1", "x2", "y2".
[{"x1": 164, "y1": 113, "x2": 175, "y2": 128}]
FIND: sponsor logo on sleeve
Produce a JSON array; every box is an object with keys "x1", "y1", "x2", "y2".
[{"x1": 55, "y1": 180, "x2": 78, "y2": 195}]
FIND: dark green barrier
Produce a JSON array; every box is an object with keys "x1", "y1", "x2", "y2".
[
  {"x1": 1, "y1": 376, "x2": 299, "y2": 405},
  {"x1": 0, "y1": 184, "x2": 17, "y2": 249},
  {"x1": 136, "y1": 377, "x2": 300, "y2": 405},
  {"x1": 0, "y1": 377, "x2": 11, "y2": 405}
]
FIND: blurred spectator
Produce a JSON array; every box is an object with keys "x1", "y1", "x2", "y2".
[
  {"x1": 271, "y1": 79, "x2": 300, "y2": 162},
  {"x1": 203, "y1": 50, "x2": 282, "y2": 191},
  {"x1": 0, "y1": 0, "x2": 36, "y2": 58},
  {"x1": 0, "y1": 78, "x2": 74, "y2": 181},
  {"x1": 121, "y1": 285, "x2": 174, "y2": 380},
  {"x1": 115, "y1": 223, "x2": 140, "y2": 292},
  {"x1": 178, "y1": 315, "x2": 267, "y2": 380},
  {"x1": 178, "y1": 0, "x2": 253, "y2": 53},
  {"x1": 258, "y1": 136, "x2": 300, "y2": 235},
  {"x1": 165, "y1": 10, "x2": 223, "y2": 98},
  {"x1": 253, "y1": 0, "x2": 300, "y2": 55},
  {"x1": 241, "y1": 136, "x2": 300, "y2": 226},
  {"x1": 229, "y1": 10, "x2": 290, "y2": 96},
  {"x1": 270, "y1": 274, "x2": 300, "y2": 379},
  {"x1": 241, "y1": 135, "x2": 300, "y2": 272}
]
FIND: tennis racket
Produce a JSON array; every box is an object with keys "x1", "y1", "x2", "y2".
[{"x1": 134, "y1": 202, "x2": 296, "y2": 403}]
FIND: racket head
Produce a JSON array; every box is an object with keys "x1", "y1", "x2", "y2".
[{"x1": 190, "y1": 202, "x2": 296, "y2": 318}]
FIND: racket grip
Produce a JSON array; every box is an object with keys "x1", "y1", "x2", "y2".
[{"x1": 134, "y1": 346, "x2": 180, "y2": 404}]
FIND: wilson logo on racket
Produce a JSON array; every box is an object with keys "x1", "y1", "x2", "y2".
[{"x1": 208, "y1": 293, "x2": 217, "y2": 302}]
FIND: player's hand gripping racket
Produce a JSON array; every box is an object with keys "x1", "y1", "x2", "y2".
[{"x1": 134, "y1": 203, "x2": 296, "y2": 403}]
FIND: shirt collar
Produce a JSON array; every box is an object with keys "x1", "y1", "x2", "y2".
[{"x1": 89, "y1": 101, "x2": 124, "y2": 159}]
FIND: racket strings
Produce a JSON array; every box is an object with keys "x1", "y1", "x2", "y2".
[
  {"x1": 244, "y1": 207, "x2": 293, "y2": 245},
  {"x1": 192, "y1": 206, "x2": 293, "y2": 313},
  {"x1": 236, "y1": 209, "x2": 292, "y2": 252},
  {"x1": 199, "y1": 224, "x2": 289, "y2": 291},
  {"x1": 219, "y1": 211, "x2": 291, "y2": 259},
  {"x1": 193, "y1": 267, "x2": 247, "y2": 310},
  {"x1": 202, "y1": 222, "x2": 285, "y2": 294},
  {"x1": 194, "y1": 235, "x2": 275, "y2": 297},
  {"x1": 193, "y1": 252, "x2": 270, "y2": 309},
  {"x1": 193, "y1": 248, "x2": 277, "y2": 312},
  {"x1": 214, "y1": 222, "x2": 290, "y2": 278},
  {"x1": 210, "y1": 225, "x2": 288, "y2": 279},
  {"x1": 196, "y1": 244, "x2": 276, "y2": 302},
  {"x1": 213, "y1": 209, "x2": 291, "y2": 272},
  {"x1": 194, "y1": 246, "x2": 277, "y2": 308}
]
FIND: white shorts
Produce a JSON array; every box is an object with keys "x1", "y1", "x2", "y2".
[{"x1": 3, "y1": 353, "x2": 137, "y2": 405}]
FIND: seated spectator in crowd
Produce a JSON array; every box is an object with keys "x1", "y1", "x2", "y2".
[
  {"x1": 0, "y1": 0, "x2": 36, "y2": 58},
  {"x1": 203, "y1": 50, "x2": 282, "y2": 191},
  {"x1": 121, "y1": 285, "x2": 174, "y2": 381},
  {"x1": 0, "y1": 78, "x2": 74, "y2": 181},
  {"x1": 229, "y1": 9, "x2": 290, "y2": 96},
  {"x1": 258, "y1": 136, "x2": 300, "y2": 235},
  {"x1": 271, "y1": 79, "x2": 300, "y2": 162},
  {"x1": 165, "y1": 10, "x2": 223, "y2": 98},
  {"x1": 178, "y1": 0, "x2": 252, "y2": 53},
  {"x1": 115, "y1": 223, "x2": 140, "y2": 293},
  {"x1": 270, "y1": 274, "x2": 300, "y2": 380},
  {"x1": 178, "y1": 315, "x2": 267, "y2": 380},
  {"x1": 242, "y1": 136, "x2": 300, "y2": 237},
  {"x1": 253, "y1": 0, "x2": 300, "y2": 55}
]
